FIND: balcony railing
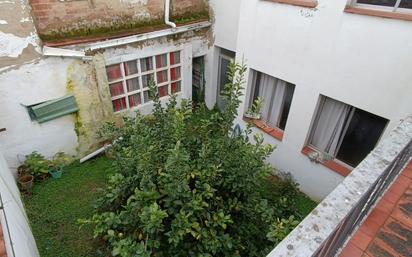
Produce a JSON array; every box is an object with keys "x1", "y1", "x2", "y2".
[{"x1": 267, "y1": 116, "x2": 412, "y2": 257}]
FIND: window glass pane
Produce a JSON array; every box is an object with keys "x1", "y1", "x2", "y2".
[
  {"x1": 106, "y1": 64, "x2": 122, "y2": 82},
  {"x1": 126, "y1": 78, "x2": 140, "y2": 92},
  {"x1": 219, "y1": 57, "x2": 230, "y2": 93},
  {"x1": 128, "y1": 93, "x2": 141, "y2": 108},
  {"x1": 356, "y1": 0, "x2": 397, "y2": 7},
  {"x1": 170, "y1": 67, "x2": 181, "y2": 81},
  {"x1": 336, "y1": 109, "x2": 388, "y2": 167},
  {"x1": 308, "y1": 97, "x2": 352, "y2": 155},
  {"x1": 143, "y1": 90, "x2": 151, "y2": 103},
  {"x1": 171, "y1": 81, "x2": 181, "y2": 93},
  {"x1": 109, "y1": 82, "x2": 124, "y2": 97},
  {"x1": 142, "y1": 73, "x2": 154, "y2": 88},
  {"x1": 399, "y1": 0, "x2": 412, "y2": 9},
  {"x1": 158, "y1": 85, "x2": 168, "y2": 97},
  {"x1": 112, "y1": 98, "x2": 127, "y2": 112},
  {"x1": 140, "y1": 57, "x2": 153, "y2": 72},
  {"x1": 156, "y1": 54, "x2": 168, "y2": 69},
  {"x1": 157, "y1": 70, "x2": 168, "y2": 84},
  {"x1": 278, "y1": 83, "x2": 295, "y2": 130},
  {"x1": 124, "y1": 60, "x2": 138, "y2": 76},
  {"x1": 170, "y1": 51, "x2": 180, "y2": 65}
]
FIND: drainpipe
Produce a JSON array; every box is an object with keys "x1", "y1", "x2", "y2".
[{"x1": 165, "y1": 0, "x2": 176, "y2": 29}]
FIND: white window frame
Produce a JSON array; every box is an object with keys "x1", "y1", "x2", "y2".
[
  {"x1": 106, "y1": 50, "x2": 183, "y2": 113},
  {"x1": 247, "y1": 70, "x2": 296, "y2": 131},
  {"x1": 350, "y1": 0, "x2": 412, "y2": 13}
]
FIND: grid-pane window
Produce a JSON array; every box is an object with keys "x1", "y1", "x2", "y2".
[
  {"x1": 106, "y1": 64, "x2": 122, "y2": 82},
  {"x1": 308, "y1": 96, "x2": 388, "y2": 167},
  {"x1": 248, "y1": 70, "x2": 296, "y2": 131},
  {"x1": 170, "y1": 51, "x2": 181, "y2": 65},
  {"x1": 124, "y1": 60, "x2": 138, "y2": 75},
  {"x1": 156, "y1": 54, "x2": 168, "y2": 68},
  {"x1": 354, "y1": 0, "x2": 412, "y2": 11},
  {"x1": 105, "y1": 50, "x2": 183, "y2": 112}
]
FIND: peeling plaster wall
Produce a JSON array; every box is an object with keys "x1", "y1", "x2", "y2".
[
  {"x1": 231, "y1": 0, "x2": 412, "y2": 200},
  {"x1": 0, "y1": 0, "x2": 41, "y2": 69},
  {"x1": 0, "y1": 58, "x2": 79, "y2": 170},
  {"x1": 0, "y1": 19, "x2": 212, "y2": 173}
]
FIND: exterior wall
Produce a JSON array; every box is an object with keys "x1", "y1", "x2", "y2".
[
  {"x1": 204, "y1": 0, "x2": 241, "y2": 108},
  {"x1": 232, "y1": 0, "x2": 412, "y2": 200},
  {"x1": 29, "y1": 0, "x2": 208, "y2": 39},
  {"x1": 0, "y1": 151, "x2": 40, "y2": 257},
  {"x1": 0, "y1": 0, "x2": 212, "y2": 172}
]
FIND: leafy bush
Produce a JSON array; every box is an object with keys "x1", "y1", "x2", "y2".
[
  {"x1": 24, "y1": 152, "x2": 50, "y2": 178},
  {"x1": 80, "y1": 62, "x2": 302, "y2": 256}
]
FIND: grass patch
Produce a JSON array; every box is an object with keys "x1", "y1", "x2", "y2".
[
  {"x1": 22, "y1": 156, "x2": 114, "y2": 257},
  {"x1": 296, "y1": 194, "x2": 318, "y2": 217},
  {"x1": 22, "y1": 155, "x2": 317, "y2": 257}
]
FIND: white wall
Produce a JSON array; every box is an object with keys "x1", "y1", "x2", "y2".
[
  {"x1": 209, "y1": 0, "x2": 241, "y2": 52},
  {"x1": 205, "y1": 0, "x2": 241, "y2": 108},
  {"x1": 0, "y1": 151, "x2": 40, "y2": 257},
  {"x1": 232, "y1": 0, "x2": 412, "y2": 200},
  {"x1": 0, "y1": 58, "x2": 79, "y2": 171}
]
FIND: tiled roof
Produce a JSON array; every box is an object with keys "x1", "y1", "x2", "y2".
[
  {"x1": 0, "y1": 221, "x2": 6, "y2": 257},
  {"x1": 340, "y1": 160, "x2": 412, "y2": 257}
]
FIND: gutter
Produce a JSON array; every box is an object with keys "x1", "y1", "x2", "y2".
[
  {"x1": 42, "y1": 46, "x2": 92, "y2": 61},
  {"x1": 165, "y1": 0, "x2": 176, "y2": 29}
]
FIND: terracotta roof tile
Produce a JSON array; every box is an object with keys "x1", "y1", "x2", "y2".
[{"x1": 340, "y1": 160, "x2": 412, "y2": 257}]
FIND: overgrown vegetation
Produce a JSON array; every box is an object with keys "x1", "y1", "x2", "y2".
[
  {"x1": 79, "y1": 62, "x2": 316, "y2": 256},
  {"x1": 23, "y1": 157, "x2": 114, "y2": 257},
  {"x1": 39, "y1": 11, "x2": 209, "y2": 43}
]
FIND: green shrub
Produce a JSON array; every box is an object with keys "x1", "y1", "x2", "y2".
[
  {"x1": 24, "y1": 152, "x2": 50, "y2": 178},
  {"x1": 80, "y1": 62, "x2": 301, "y2": 256}
]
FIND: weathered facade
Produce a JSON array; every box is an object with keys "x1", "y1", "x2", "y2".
[
  {"x1": 0, "y1": 0, "x2": 212, "y2": 172},
  {"x1": 30, "y1": 0, "x2": 208, "y2": 42}
]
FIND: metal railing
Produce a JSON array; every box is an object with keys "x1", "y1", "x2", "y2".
[
  {"x1": 266, "y1": 116, "x2": 412, "y2": 257},
  {"x1": 314, "y1": 139, "x2": 412, "y2": 257}
]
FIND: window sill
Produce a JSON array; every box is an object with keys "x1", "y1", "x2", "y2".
[
  {"x1": 244, "y1": 117, "x2": 284, "y2": 141},
  {"x1": 265, "y1": 0, "x2": 317, "y2": 8},
  {"x1": 344, "y1": 6, "x2": 412, "y2": 22},
  {"x1": 301, "y1": 146, "x2": 352, "y2": 177}
]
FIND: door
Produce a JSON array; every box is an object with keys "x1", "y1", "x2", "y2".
[
  {"x1": 192, "y1": 56, "x2": 205, "y2": 105},
  {"x1": 216, "y1": 48, "x2": 236, "y2": 110}
]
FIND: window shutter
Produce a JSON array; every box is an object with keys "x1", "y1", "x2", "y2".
[{"x1": 31, "y1": 95, "x2": 79, "y2": 123}]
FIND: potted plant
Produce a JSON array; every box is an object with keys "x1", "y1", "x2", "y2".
[
  {"x1": 244, "y1": 97, "x2": 263, "y2": 120},
  {"x1": 48, "y1": 152, "x2": 72, "y2": 179},
  {"x1": 24, "y1": 151, "x2": 50, "y2": 182},
  {"x1": 18, "y1": 174, "x2": 34, "y2": 190}
]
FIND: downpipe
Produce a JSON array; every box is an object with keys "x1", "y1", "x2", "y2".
[{"x1": 165, "y1": 0, "x2": 176, "y2": 29}]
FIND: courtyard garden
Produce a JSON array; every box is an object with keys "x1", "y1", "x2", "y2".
[{"x1": 21, "y1": 62, "x2": 317, "y2": 257}]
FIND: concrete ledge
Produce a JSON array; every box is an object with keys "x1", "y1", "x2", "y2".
[{"x1": 267, "y1": 116, "x2": 412, "y2": 257}]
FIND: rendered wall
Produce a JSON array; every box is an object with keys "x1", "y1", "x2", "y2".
[
  {"x1": 232, "y1": 0, "x2": 412, "y2": 200},
  {"x1": 0, "y1": 151, "x2": 40, "y2": 257}
]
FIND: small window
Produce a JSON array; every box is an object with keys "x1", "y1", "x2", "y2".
[
  {"x1": 353, "y1": 0, "x2": 412, "y2": 11},
  {"x1": 248, "y1": 70, "x2": 295, "y2": 131},
  {"x1": 308, "y1": 96, "x2": 388, "y2": 167}
]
